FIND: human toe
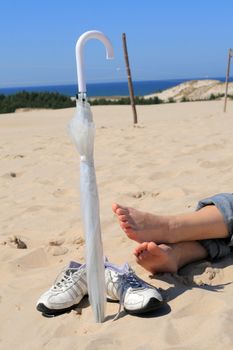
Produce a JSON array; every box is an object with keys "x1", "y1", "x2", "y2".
[
  {"x1": 134, "y1": 242, "x2": 149, "y2": 256},
  {"x1": 112, "y1": 202, "x2": 119, "y2": 213},
  {"x1": 118, "y1": 214, "x2": 128, "y2": 222},
  {"x1": 116, "y1": 207, "x2": 129, "y2": 217},
  {"x1": 147, "y1": 242, "x2": 159, "y2": 254}
]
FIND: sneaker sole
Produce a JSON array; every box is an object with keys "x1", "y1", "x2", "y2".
[
  {"x1": 36, "y1": 303, "x2": 79, "y2": 317},
  {"x1": 124, "y1": 297, "x2": 164, "y2": 315}
]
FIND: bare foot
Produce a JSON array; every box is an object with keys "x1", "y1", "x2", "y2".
[
  {"x1": 134, "y1": 242, "x2": 178, "y2": 274},
  {"x1": 112, "y1": 203, "x2": 172, "y2": 243}
]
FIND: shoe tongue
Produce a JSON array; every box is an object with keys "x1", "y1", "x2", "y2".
[
  {"x1": 121, "y1": 263, "x2": 130, "y2": 273},
  {"x1": 68, "y1": 261, "x2": 82, "y2": 269},
  {"x1": 105, "y1": 261, "x2": 130, "y2": 274}
]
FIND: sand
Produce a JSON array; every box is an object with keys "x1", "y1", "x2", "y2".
[
  {"x1": 145, "y1": 79, "x2": 233, "y2": 102},
  {"x1": 1, "y1": 100, "x2": 233, "y2": 349}
]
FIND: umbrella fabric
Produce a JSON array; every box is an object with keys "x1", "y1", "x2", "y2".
[{"x1": 69, "y1": 99, "x2": 106, "y2": 322}]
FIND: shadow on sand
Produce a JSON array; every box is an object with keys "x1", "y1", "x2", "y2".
[{"x1": 150, "y1": 254, "x2": 233, "y2": 303}]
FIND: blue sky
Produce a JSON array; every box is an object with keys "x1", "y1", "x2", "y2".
[{"x1": 1, "y1": 0, "x2": 233, "y2": 87}]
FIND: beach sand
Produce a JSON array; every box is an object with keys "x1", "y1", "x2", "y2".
[{"x1": 1, "y1": 100, "x2": 233, "y2": 349}]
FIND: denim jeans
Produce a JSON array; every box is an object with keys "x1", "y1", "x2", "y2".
[{"x1": 196, "y1": 193, "x2": 233, "y2": 260}]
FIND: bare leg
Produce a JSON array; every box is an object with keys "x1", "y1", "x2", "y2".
[
  {"x1": 112, "y1": 203, "x2": 228, "y2": 244},
  {"x1": 134, "y1": 241, "x2": 208, "y2": 274}
]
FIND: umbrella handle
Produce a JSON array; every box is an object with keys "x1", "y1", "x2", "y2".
[{"x1": 75, "y1": 30, "x2": 114, "y2": 95}]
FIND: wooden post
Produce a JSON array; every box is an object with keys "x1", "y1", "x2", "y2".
[
  {"x1": 122, "y1": 33, "x2": 138, "y2": 124},
  {"x1": 223, "y1": 48, "x2": 232, "y2": 112}
]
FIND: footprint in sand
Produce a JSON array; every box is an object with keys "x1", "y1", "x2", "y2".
[
  {"x1": 52, "y1": 188, "x2": 72, "y2": 198},
  {"x1": 27, "y1": 205, "x2": 44, "y2": 212},
  {"x1": 198, "y1": 160, "x2": 227, "y2": 169},
  {"x1": 50, "y1": 246, "x2": 69, "y2": 256},
  {"x1": 128, "y1": 191, "x2": 147, "y2": 199},
  {"x1": 47, "y1": 237, "x2": 69, "y2": 256},
  {"x1": 180, "y1": 143, "x2": 224, "y2": 156},
  {"x1": 1, "y1": 154, "x2": 24, "y2": 159},
  {"x1": 72, "y1": 237, "x2": 85, "y2": 247},
  {"x1": 127, "y1": 191, "x2": 160, "y2": 199},
  {"x1": 8, "y1": 248, "x2": 49, "y2": 270},
  {"x1": 37, "y1": 179, "x2": 53, "y2": 185},
  {"x1": 49, "y1": 238, "x2": 65, "y2": 246},
  {"x1": 1, "y1": 172, "x2": 22, "y2": 179},
  {"x1": 13, "y1": 154, "x2": 25, "y2": 159},
  {"x1": 151, "y1": 192, "x2": 160, "y2": 198},
  {"x1": 33, "y1": 146, "x2": 45, "y2": 151}
]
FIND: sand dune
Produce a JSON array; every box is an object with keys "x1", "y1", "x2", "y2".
[
  {"x1": 145, "y1": 79, "x2": 233, "y2": 102},
  {"x1": 1, "y1": 100, "x2": 233, "y2": 349}
]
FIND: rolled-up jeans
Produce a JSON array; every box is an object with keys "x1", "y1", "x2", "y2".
[{"x1": 196, "y1": 193, "x2": 233, "y2": 260}]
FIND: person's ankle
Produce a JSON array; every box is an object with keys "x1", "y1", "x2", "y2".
[{"x1": 158, "y1": 243, "x2": 179, "y2": 273}]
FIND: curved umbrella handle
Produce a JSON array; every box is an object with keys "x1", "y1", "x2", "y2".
[{"x1": 76, "y1": 30, "x2": 114, "y2": 94}]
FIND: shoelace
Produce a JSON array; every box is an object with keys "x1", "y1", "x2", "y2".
[
  {"x1": 52, "y1": 267, "x2": 83, "y2": 292},
  {"x1": 113, "y1": 270, "x2": 143, "y2": 321}
]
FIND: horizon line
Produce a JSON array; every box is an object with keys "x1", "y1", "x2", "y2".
[{"x1": 0, "y1": 76, "x2": 231, "y2": 90}]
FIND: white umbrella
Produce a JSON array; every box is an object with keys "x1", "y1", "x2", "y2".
[{"x1": 69, "y1": 30, "x2": 114, "y2": 322}]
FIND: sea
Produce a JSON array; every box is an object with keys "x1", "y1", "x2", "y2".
[{"x1": 0, "y1": 77, "x2": 232, "y2": 98}]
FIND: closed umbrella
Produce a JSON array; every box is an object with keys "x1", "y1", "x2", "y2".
[{"x1": 69, "y1": 30, "x2": 114, "y2": 322}]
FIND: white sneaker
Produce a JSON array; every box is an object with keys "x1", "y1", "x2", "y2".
[
  {"x1": 36, "y1": 261, "x2": 87, "y2": 317},
  {"x1": 36, "y1": 260, "x2": 163, "y2": 317},
  {"x1": 105, "y1": 261, "x2": 163, "y2": 316}
]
